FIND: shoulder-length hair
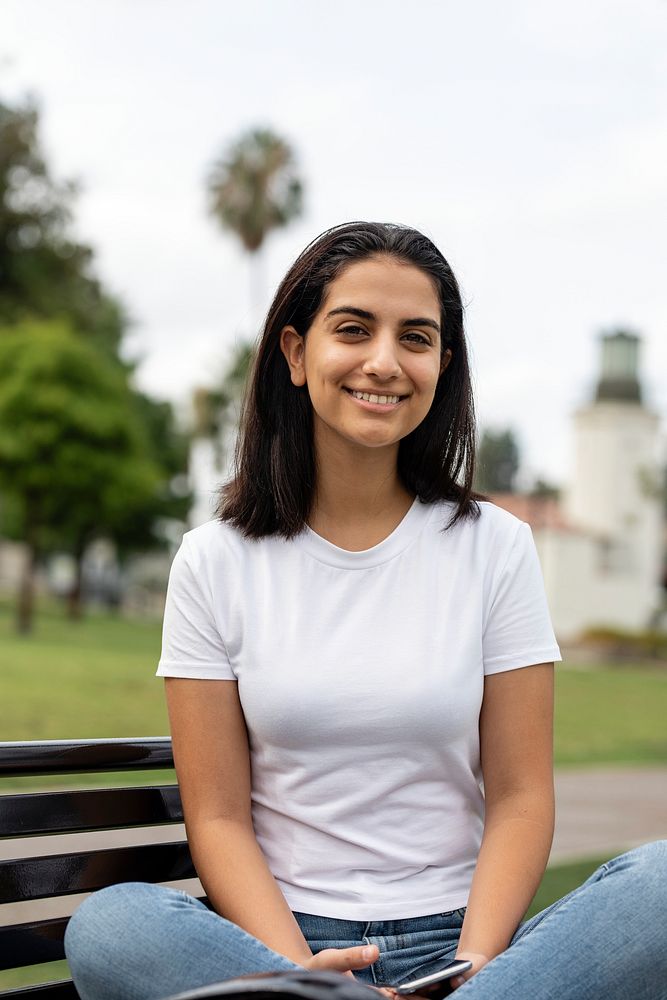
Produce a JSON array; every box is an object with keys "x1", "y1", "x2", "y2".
[{"x1": 217, "y1": 221, "x2": 481, "y2": 538}]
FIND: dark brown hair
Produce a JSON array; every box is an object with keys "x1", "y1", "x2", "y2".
[{"x1": 217, "y1": 221, "x2": 481, "y2": 537}]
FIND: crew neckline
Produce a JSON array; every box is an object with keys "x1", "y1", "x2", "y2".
[{"x1": 297, "y1": 496, "x2": 437, "y2": 569}]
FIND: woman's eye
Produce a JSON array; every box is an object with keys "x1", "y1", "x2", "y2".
[{"x1": 339, "y1": 326, "x2": 429, "y2": 345}]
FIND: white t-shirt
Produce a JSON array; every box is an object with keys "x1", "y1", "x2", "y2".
[{"x1": 157, "y1": 497, "x2": 561, "y2": 920}]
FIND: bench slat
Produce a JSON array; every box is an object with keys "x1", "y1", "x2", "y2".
[
  {"x1": 0, "y1": 842, "x2": 194, "y2": 904},
  {"x1": 0, "y1": 739, "x2": 173, "y2": 778},
  {"x1": 0, "y1": 738, "x2": 186, "y2": 998},
  {"x1": 0, "y1": 896, "x2": 210, "y2": 973},
  {"x1": 0, "y1": 917, "x2": 68, "y2": 971},
  {"x1": 0, "y1": 786, "x2": 182, "y2": 838}
]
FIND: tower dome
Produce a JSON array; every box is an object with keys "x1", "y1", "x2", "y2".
[{"x1": 594, "y1": 330, "x2": 642, "y2": 404}]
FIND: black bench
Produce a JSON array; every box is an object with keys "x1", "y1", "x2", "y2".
[
  {"x1": 0, "y1": 737, "x2": 195, "y2": 999},
  {"x1": 0, "y1": 741, "x2": 381, "y2": 1000}
]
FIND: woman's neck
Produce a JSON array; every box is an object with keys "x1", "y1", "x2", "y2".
[{"x1": 308, "y1": 437, "x2": 414, "y2": 548}]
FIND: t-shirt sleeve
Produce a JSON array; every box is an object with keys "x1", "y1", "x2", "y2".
[
  {"x1": 483, "y1": 521, "x2": 562, "y2": 675},
  {"x1": 156, "y1": 534, "x2": 236, "y2": 680}
]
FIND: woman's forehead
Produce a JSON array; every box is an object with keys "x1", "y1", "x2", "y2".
[{"x1": 319, "y1": 256, "x2": 440, "y2": 317}]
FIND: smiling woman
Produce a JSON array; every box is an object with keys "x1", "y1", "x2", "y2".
[
  {"x1": 278, "y1": 255, "x2": 453, "y2": 529},
  {"x1": 63, "y1": 223, "x2": 667, "y2": 1000},
  {"x1": 218, "y1": 221, "x2": 476, "y2": 541}
]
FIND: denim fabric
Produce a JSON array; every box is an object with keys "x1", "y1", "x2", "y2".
[
  {"x1": 293, "y1": 909, "x2": 467, "y2": 988},
  {"x1": 64, "y1": 840, "x2": 667, "y2": 1000}
]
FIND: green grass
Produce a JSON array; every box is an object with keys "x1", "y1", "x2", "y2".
[
  {"x1": 0, "y1": 599, "x2": 168, "y2": 741},
  {"x1": 0, "y1": 855, "x2": 614, "y2": 991},
  {"x1": 524, "y1": 854, "x2": 609, "y2": 918},
  {"x1": 0, "y1": 600, "x2": 175, "y2": 790},
  {"x1": 0, "y1": 960, "x2": 71, "y2": 992},
  {"x1": 554, "y1": 666, "x2": 667, "y2": 766}
]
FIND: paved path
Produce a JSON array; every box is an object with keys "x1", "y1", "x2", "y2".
[
  {"x1": 551, "y1": 765, "x2": 667, "y2": 862},
  {"x1": 2, "y1": 766, "x2": 666, "y2": 926}
]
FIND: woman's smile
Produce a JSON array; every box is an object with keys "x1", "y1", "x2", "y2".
[{"x1": 342, "y1": 386, "x2": 408, "y2": 412}]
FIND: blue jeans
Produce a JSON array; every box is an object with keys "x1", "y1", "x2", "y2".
[{"x1": 64, "y1": 841, "x2": 667, "y2": 1000}]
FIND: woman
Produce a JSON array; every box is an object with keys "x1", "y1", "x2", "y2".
[{"x1": 65, "y1": 222, "x2": 666, "y2": 1000}]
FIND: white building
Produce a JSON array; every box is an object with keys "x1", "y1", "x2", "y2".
[{"x1": 496, "y1": 332, "x2": 665, "y2": 641}]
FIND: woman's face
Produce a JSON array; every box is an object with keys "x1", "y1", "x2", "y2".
[{"x1": 280, "y1": 255, "x2": 451, "y2": 456}]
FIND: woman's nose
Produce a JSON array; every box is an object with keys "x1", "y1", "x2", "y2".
[{"x1": 361, "y1": 335, "x2": 402, "y2": 378}]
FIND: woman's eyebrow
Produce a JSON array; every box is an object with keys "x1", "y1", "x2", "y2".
[{"x1": 325, "y1": 306, "x2": 440, "y2": 333}]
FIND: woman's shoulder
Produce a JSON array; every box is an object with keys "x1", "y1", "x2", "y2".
[
  {"x1": 423, "y1": 499, "x2": 527, "y2": 569},
  {"x1": 430, "y1": 497, "x2": 525, "y2": 539},
  {"x1": 475, "y1": 499, "x2": 526, "y2": 532},
  {"x1": 175, "y1": 517, "x2": 250, "y2": 568}
]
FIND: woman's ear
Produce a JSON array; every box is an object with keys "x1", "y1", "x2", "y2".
[
  {"x1": 440, "y1": 348, "x2": 453, "y2": 375},
  {"x1": 279, "y1": 326, "x2": 307, "y2": 387}
]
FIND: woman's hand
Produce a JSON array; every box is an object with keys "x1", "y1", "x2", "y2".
[
  {"x1": 304, "y1": 944, "x2": 399, "y2": 997},
  {"x1": 449, "y1": 951, "x2": 490, "y2": 990},
  {"x1": 304, "y1": 942, "x2": 379, "y2": 976}
]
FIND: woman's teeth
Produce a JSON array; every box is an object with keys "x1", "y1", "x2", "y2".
[{"x1": 348, "y1": 390, "x2": 401, "y2": 405}]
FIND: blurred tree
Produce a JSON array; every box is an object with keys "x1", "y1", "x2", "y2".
[
  {"x1": 475, "y1": 428, "x2": 520, "y2": 493},
  {"x1": 529, "y1": 477, "x2": 561, "y2": 499},
  {"x1": 206, "y1": 126, "x2": 304, "y2": 320},
  {"x1": 117, "y1": 391, "x2": 192, "y2": 556},
  {"x1": 0, "y1": 318, "x2": 180, "y2": 632},
  {"x1": 0, "y1": 91, "x2": 191, "y2": 608},
  {"x1": 192, "y1": 341, "x2": 255, "y2": 465},
  {"x1": 0, "y1": 93, "x2": 128, "y2": 359}
]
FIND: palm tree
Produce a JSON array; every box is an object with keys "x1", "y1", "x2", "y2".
[
  {"x1": 206, "y1": 126, "x2": 304, "y2": 324},
  {"x1": 196, "y1": 128, "x2": 303, "y2": 524}
]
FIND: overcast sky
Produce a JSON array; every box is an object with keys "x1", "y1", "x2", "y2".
[{"x1": 2, "y1": 0, "x2": 666, "y2": 486}]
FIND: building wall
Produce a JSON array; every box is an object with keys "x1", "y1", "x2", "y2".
[
  {"x1": 559, "y1": 399, "x2": 664, "y2": 636},
  {"x1": 534, "y1": 526, "x2": 664, "y2": 641},
  {"x1": 565, "y1": 402, "x2": 663, "y2": 584}
]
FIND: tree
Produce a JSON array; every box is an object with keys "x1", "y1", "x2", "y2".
[
  {"x1": 475, "y1": 428, "x2": 520, "y2": 493},
  {"x1": 192, "y1": 341, "x2": 255, "y2": 467},
  {"x1": 529, "y1": 477, "x2": 560, "y2": 499},
  {"x1": 206, "y1": 126, "x2": 304, "y2": 321},
  {"x1": 0, "y1": 92, "x2": 127, "y2": 359},
  {"x1": 0, "y1": 318, "x2": 166, "y2": 632},
  {"x1": 116, "y1": 390, "x2": 192, "y2": 558}
]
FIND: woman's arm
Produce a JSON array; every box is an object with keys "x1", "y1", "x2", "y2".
[
  {"x1": 454, "y1": 662, "x2": 555, "y2": 982},
  {"x1": 165, "y1": 677, "x2": 316, "y2": 964}
]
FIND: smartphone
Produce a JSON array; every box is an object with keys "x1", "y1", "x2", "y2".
[{"x1": 394, "y1": 958, "x2": 473, "y2": 998}]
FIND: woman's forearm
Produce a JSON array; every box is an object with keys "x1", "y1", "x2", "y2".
[
  {"x1": 457, "y1": 792, "x2": 555, "y2": 961},
  {"x1": 187, "y1": 817, "x2": 314, "y2": 965}
]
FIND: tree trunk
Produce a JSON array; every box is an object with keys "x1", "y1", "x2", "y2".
[
  {"x1": 16, "y1": 536, "x2": 37, "y2": 635},
  {"x1": 249, "y1": 246, "x2": 266, "y2": 334},
  {"x1": 67, "y1": 544, "x2": 86, "y2": 620}
]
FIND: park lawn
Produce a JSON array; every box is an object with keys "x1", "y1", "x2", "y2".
[
  {"x1": 0, "y1": 600, "x2": 167, "y2": 739},
  {"x1": 0, "y1": 599, "x2": 174, "y2": 790},
  {"x1": 553, "y1": 666, "x2": 667, "y2": 766},
  {"x1": 0, "y1": 854, "x2": 612, "y2": 991}
]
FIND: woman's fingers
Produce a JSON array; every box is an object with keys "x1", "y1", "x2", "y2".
[{"x1": 305, "y1": 943, "x2": 380, "y2": 973}]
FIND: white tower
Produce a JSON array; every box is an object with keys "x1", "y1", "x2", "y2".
[{"x1": 565, "y1": 331, "x2": 663, "y2": 626}]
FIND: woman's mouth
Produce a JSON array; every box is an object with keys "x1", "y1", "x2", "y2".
[{"x1": 343, "y1": 387, "x2": 407, "y2": 410}]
